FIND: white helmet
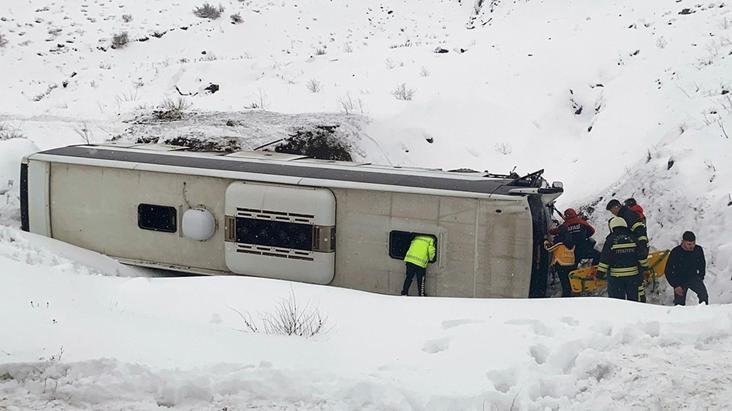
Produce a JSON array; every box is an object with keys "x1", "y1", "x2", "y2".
[{"x1": 608, "y1": 216, "x2": 627, "y2": 231}]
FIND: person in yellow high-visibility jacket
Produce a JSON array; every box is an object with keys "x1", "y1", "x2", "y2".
[{"x1": 401, "y1": 235, "x2": 436, "y2": 296}]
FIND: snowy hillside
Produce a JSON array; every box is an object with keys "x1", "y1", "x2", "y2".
[{"x1": 1, "y1": 0, "x2": 732, "y2": 408}]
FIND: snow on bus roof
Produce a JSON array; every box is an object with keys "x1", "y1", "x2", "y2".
[{"x1": 33, "y1": 144, "x2": 529, "y2": 196}]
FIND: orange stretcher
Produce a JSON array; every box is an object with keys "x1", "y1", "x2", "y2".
[{"x1": 568, "y1": 249, "x2": 671, "y2": 295}]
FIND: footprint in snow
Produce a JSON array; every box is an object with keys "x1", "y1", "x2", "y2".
[
  {"x1": 529, "y1": 344, "x2": 550, "y2": 365},
  {"x1": 422, "y1": 337, "x2": 451, "y2": 353},
  {"x1": 441, "y1": 318, "x2": 484, "y2": 329},
  {"x1": 504, "y1": 319, "x2": 555, "y2": 337}
]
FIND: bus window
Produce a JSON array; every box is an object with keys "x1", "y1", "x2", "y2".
[
  {"x1": 388, "y1": 231, "x2": 437, "y2": 261},
  {"x1": 138, "y1": 204, "x2": 177, "y2": 233}
]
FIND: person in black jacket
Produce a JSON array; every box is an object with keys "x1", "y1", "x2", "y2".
[
  {"x1": 597, "y1": 217, "x2": 646, "y2": 301},
  {"x1": 550, "y1": 208, "x2": 598, "y2": 266},
  {"x1": 606, "y1": 199, "x2": 649, "y2": 262},
  {"x1": 665, "y1": 231, "x2": 708, "y2": 305},
  {"x1": 607, "y1": 199, "x2": 650, "y2": 302}
]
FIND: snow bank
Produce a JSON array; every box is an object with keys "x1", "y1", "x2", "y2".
[{"x1": 1, "y1": 259, "x2": 732, "y2": 409}]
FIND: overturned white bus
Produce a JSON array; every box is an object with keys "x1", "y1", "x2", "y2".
[{"x1": 20, "y1": 143, "x2": 563, "y2": 298}]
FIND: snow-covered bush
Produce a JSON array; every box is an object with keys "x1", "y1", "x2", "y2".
[
  {"x1": 392, "y1": 83, "x2": 415, "y2": 101},
  {"x1": 276, "y1": 125, "x2": 352, "y2": 161},
  {"x1": 0, "y1": 123, "x2": 24, "y2": 140},
  {"x1": 193, "y1": 3, "x2": 224, "y2": 20},
  {"x1": 230, "y1": 13, "x2": 243, "y2": 24},
  {"x1": 306, "y1": 79, "x2": 322, "y2": 93},
  {"x1": 153, "y1": 98, "x2": 191, "y2": 121},
  {"x1": 234, "y1": 291, "x2": 327, "y2": 338},
  {"x1": 111, "y1": 32, "x2": 129, "y2": 49}
]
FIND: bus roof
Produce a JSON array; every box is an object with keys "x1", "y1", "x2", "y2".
[{"x1": 32, "y1": 144, "x2": 547, "y2": 197}]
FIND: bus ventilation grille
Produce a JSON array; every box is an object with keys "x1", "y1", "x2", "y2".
[
  {"x1": 236, "y1": 243, "x2": 315, "y2": 261},
  {"x1": 236, "y1": 208, "x2": 315, "y2": 224}
]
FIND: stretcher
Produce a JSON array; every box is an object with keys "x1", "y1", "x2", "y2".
[{"x1": 568, "y1": 249, "x2": 671, "y2": 296}]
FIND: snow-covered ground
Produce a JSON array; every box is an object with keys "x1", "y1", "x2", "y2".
[
  {"x1": 2, "y1": 238, "x2": 732, "y2": 410},
  {"x1": 1, "y1": 0, "x2": 732, "y2": 408}
]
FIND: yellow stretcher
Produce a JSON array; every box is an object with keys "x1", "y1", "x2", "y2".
[{"x1": 568, "y1": 250, "x2": 671, "y2": 295}]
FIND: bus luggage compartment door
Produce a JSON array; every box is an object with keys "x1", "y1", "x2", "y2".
[{"x1": 224, "y1": 182, "x2": 336, "y2": 284}]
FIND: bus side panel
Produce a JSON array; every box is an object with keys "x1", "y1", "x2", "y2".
[
  {"x1": 330, "y1": 188, "x2": 393, "y2": 293},
  {"x1": 433, "y1": 197, "x2": 478, "y2": 297},
  {"x1": 49, "y1": 163, "x2": 230, "y2": 273},
  {"x1": 475, "y1": 198, "x2": 534, "y2": 298},
  {"x1": 27, "y1": 160, "x2": 51, "y2": 236},
  {"x1": 332, "y1": 189, "x2": 461, "y2": 296},
  {"x1": 333, "y1": 189, "x2": 511, "y2": 298}
]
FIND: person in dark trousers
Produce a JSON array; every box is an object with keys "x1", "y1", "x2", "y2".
[
  {"x1": 665, "y1": 231, "x2": 708, "y2": 305},
  {"x1": 401, "y1": 235, "x2": 436, "y2": 296},
  {"x1": 550, "y1": 208, "x2": 598, "y2": 266},
  {"x1": 544, "y1": 226, "x2": 576, "y2": 297},
  {"x1": 597, "y1": 217, "x2": 646, "y2": 301},
  {"x1": 607, "y1": 199, "x2": 649, "y2": 302}
]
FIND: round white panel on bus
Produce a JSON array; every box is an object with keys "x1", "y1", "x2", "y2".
[{"x1": 182, "y1": 208, "x2": 216, "y2": 241}]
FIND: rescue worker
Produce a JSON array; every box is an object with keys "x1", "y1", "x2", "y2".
[
  {"x1": 597, "y1": 217, "x2": 646, "y2": 301},
  {"x1": 550, "y1": 208, "x2": 597, "y2": 266},
  {"x1": 606, "y1": 198, "x2": 650, "y2": 302},
  {"x1": 623, "y1": 198, "x2": 646, "y2": 223},
  {"x1": 544, "y1": 226, "x2": 576, "y2": 297},
  {"x1": 606, "y1": 199, "x2": 649, "y2": 260},
  {"x1": 401, "y1": 234, "x2": 436, "y2": 296},
  {"x1": 665, "y1": 231, "x2": 708, "y2": 305}
]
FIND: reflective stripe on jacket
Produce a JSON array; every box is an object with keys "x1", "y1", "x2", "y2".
[
  {"x1": 404, "y1": 235, "x2": 436, "y2": 268},
  {"x1": 597, "y1": 231, "x2": 643, "y2": 277}
]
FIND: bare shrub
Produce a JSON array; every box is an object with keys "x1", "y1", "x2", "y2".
[
  {"x1": 306, "y1": 79, "x2": 322, "y2": 93},
  {"x1": 419, "y1": 66, "x2": 430, "y2": 77},
  {"x1": 122, "y1": 14, "x2": 133, "y2": 23},
  {"x1": 314, "y1": 48, "x2": 326, "y2": 55},
  {"x1": 0, "y1": 33, "x2": 8, "y2": 48},
  {"x1": 0, "y1": 123, "x2": 24, "y2": 140},
  {"x1": 152, "y1": 97, "x2": 191, "y2": 121},
  {"x1": 74, "y1": 122, "x2": 92, "y2": 144},
  {"x1": 230, "y1": 13, "x2": 243, "y2": 24},
  {"x1": 494, "y1": 142, "x2": 512, "y2": 155},
  {"x1": 193, "y1": 3, "x2": 224, "y2": 19},
  {"x1": 245, "y1": 89, "x2": 267, "y2": 110},
  {"x1": 343, "y1": 42, "x2": 353, "y2": 53},
  {"x1": 656, "y1": 36, "x2": 668, "y2": 49},
  {"x1": 232, "y1": 291, "x2": 327, "y2": 338},
  {"x1": 339, "y1": 93, "x2": 364, "y2": 115},
  {"x1": 111, "y1": 32, "x2": 129, "y2": 49},
  {"x1": 392, "y1": 83, "x2": 415, "y2": 101}
]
